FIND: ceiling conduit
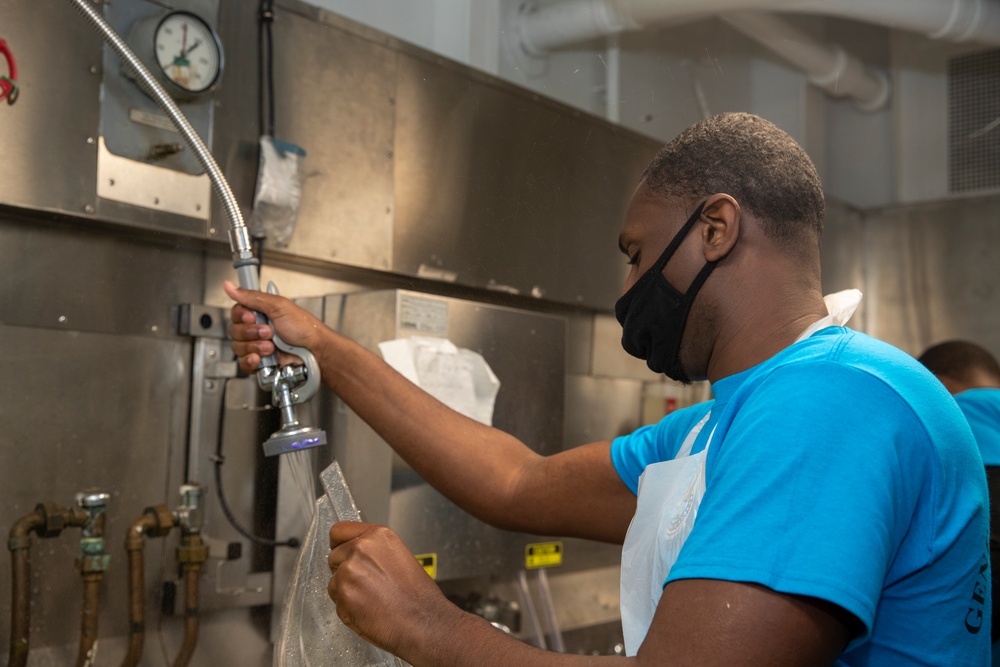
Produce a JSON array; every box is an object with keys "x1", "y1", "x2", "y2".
[
  {"x1": 721, "y1": 11, "x2": 891, "y2": 111},
  {"x1": 513, "y1": 0, "x2": 1000, "y2": 111},
  {"x1": 516, "y1": 0, "x2": 1000, "y2": 53}
]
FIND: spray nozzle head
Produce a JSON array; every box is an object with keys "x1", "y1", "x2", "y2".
[{"x1": 263, "y1": 424, "x2": 327, "y2": 457}]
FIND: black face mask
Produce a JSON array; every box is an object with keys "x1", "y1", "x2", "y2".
[{"x1": 615, "y1": 201, "x2": 717, "y2": 383}]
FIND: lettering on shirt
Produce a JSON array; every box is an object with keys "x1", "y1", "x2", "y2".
[{"x1": 964, "y1": 549, "x2": 990, "y2": 634}]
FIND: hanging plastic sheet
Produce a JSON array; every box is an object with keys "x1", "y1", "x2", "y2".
[
  {"x1": 274, "y1": 462, "x2": 408, "y2": 667},
  {"x1": 249, "y1": 136, "x2": 306, "y2": 248}
]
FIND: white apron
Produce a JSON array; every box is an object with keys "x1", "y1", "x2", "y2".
[{"x1": 618, "y1": 289, "x2": 862, "y2": 655}]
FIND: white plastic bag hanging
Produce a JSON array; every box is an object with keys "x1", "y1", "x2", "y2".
[{"x1": 249, "y1": 136, "x2": 306, "y2": 247}]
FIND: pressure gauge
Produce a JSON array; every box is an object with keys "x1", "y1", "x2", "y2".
[{"x1": 128, "y1": 10, "x2": 223, "y2": 99}]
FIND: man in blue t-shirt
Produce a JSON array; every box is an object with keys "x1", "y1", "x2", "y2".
[
  {"x1": 920, "y1": 340, "x2": 1000, "y2": 647},
  {"x1": 226, "y1": 113, "x2": 990, "y2": 666}
]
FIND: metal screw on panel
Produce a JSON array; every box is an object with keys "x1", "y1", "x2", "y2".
[
  {"x1": 205, "y1": 381, "x2": 216, "y2": 391},
  {"x1": 151, "y1": 325, "x2": 158, "y2": 333},
  {"x1": 208, "y1": 349, "x2": 217, "y2": 358},
  {"x1": 108, "y1": 179, "x2": 115, "y2": 187},
  {"x1": 84, "y1": 205, "x2": 95, "y2": 213},
  {"x1": 89, "y1": 66, "x2": 99, "y2": 75},
  {"x1": 209, "y1": 227, "x2": 216, "y2": 235},
  {"x1": 386, "y1": 150, "x2": 394, "y2": 158},
  {"x1": 58, "y1": 315, "x2": 67, "y2": 323},
  {"x1": 86, "y1": 137, "x2": 95, "y2": 144},
  {"x1": 195, "y1": 204, "x2": 202, "y2": 212},
  {"x1": 153, "y1": 197, "x2": 159, "y2": 205}
]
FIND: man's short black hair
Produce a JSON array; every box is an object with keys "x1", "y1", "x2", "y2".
[
  {"x1": 918, "y1": 340, "x2": 1000, "y2": 384},
  {"x1": 642, "y1": 112, "x2": 825, "y2": 250}
]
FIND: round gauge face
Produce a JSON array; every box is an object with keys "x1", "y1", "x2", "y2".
[{"x1": 154, "y1": 11, "x2": 222, "y2": 94}]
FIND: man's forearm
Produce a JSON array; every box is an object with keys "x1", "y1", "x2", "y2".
[
  {"x1": 401, "y1": 608, "x2": 630, "y2": 667},
  {"x1": 312, "y1": 326, "x2": 537, "y2": 528}
]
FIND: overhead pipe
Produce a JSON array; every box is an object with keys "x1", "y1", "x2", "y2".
[
  {"x1": 722, "y1": 11, "x2": 891, "y2": 111},
  {"x1": 786, "y1": 0, "x2": 1000, "y2": 45},
  {"x1": 515, "y1": 0, "x2": 800, "y2": 56},
  {"x1": 604, "y1": 34, "x2": 621, "y2": 122},
  {"x1": 514, "y1": 0, "x2": 1000, "y2": 56}
]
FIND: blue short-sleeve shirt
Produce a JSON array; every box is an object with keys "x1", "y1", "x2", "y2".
[
  {"x1": 612, "y1": 327, "x2": 990, "y2": 665},
  {"x1": 956, "y1": 388, "x2": 1000, "y2": 467}
]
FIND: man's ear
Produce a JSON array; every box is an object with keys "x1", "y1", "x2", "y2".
[{"x1": 699, "y1": 194, "x2": 740, "y2": 262}]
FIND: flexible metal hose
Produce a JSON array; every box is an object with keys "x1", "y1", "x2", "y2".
[{"x1": 65, "y1": 0, "x2": 252, "y2": 261}]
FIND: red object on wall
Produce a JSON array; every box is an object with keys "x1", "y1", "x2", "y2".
[{"x1": 0, "y1": 38, "x2": 19, "y2": 105}]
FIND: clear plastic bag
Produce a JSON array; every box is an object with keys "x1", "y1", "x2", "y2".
[
  {"x1": 249, "y1": 136, "x2": 306, "y2": 248},
  {"x1": 274, "y1": 461, "x2": 407, "y2": 667}
]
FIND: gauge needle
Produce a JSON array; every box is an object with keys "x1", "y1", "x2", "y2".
[
  {"x1": 183, "y1": 40, "x2": 202, "y2": 58},
  {"x1": 173, "y1": 25, "x2": 193, "y2": 68}
]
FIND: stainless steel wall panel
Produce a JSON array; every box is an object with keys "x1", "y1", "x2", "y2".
[
  {"x1": 0, "y1": 323, "x2": 190, "y2": 653},
  {"x1": 564, "y1": 375, "x2": 643, "y2": 450},
  {"x1": 591, "y1": 313, "x2": 661, "y2": 381},
  {"x1": 254, "y1": 6, "x2": 398, "y2": 270},
  {"x1": 326, "y1": 289, "x2": 570, "y2": 581},
  {"x1": 858, "y1": 195, "x2": 1000, "y2": 357},
  {"x1": 821, "y1": 199, "x2": 868, "y2": 332},
  {"x1": 0, "y1": 0, "x2": 102, "y2": 217},
  {"x1": 392, "y1": 53, "x2": 659, "y2": 310},
  {"x1": 0, "y1": 216, "x2": 204, "y2": 336}
]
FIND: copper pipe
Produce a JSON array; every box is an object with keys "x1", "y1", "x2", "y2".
[
  {"x1": 172, "y1": 538, "x2": 205, "y2": 667},
  {"x1": 120, "y1": 513, "x2": 160, "y2": 667},
  {"x1": 76, "y1": 571, "x2": 103, "y2": 667},
  {"x1": 8, "y1": 504, "x2": 88, "y2": 667},
  {"x1": 8, "y1": 510, "x2": 44, "y2": 667}
]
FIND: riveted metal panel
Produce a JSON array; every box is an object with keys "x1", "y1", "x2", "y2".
[
  {"x1": 0, "y1": 215, "x2": 203, "y2": 336},
  {"x1": 393, "y1": 53, "x2": 659, "y2": 310},
  {"x1": 0, "y1": 0, "x2": 102, "y2": 218},
  {"x1": 247, "y1": 4, "x2": 398, "y2": 270},
  {"x1": 858, "y1": 195, "x2": 1000, "y2": 358}
]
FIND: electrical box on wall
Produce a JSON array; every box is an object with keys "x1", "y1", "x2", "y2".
[
  {"x1": 97, "y1": 0, "x2": 222, "y2": 221},
  {"x1": 894, "y1": 32, "x2": 1000, "y2": 203}
]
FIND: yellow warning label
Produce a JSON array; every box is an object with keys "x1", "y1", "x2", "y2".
[
  {"x1": 415, "y1": 553, "x2": 437, "y2": 579},
  {"x1": 525, "y1": 541, "x2": 563, "y2": 569}
]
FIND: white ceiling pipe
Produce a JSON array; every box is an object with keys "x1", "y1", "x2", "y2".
[
  {"x1": 516, "y1": 0, "x2": 800, "y2": 56},
  {"x1": 515, "y1": 0, "x2": 1000, "y2": 56},
  {"x1": 787, "y1": 0, "x2": 1000, "y2": 45},
  {"x1": 723, "y1": 11, "x2": 891, "y2": 111}
]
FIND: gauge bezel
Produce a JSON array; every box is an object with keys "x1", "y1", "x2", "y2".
[{"x1": 153, "y1": 10, "x2": 224, "y2": 96}]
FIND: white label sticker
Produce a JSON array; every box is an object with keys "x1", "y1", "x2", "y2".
[
  {"x1": 398, "y1": 295, "x2": 448, "y2": 337},
  {"x1": 129, "y1": 108, "x2": 178, "y2": 133}
]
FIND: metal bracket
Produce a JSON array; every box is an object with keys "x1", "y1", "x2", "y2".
[{"x1": 177, "y1": 302, "x2": 276, "y2": 613}]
